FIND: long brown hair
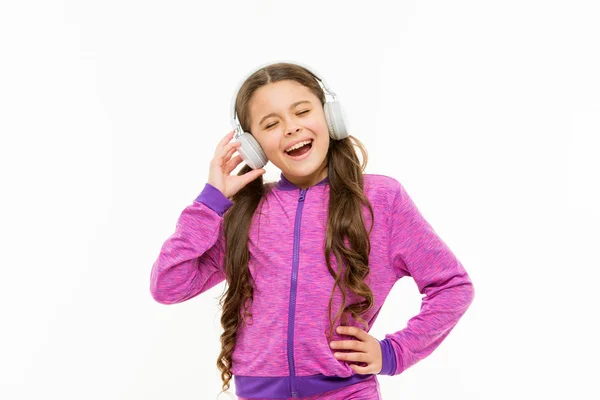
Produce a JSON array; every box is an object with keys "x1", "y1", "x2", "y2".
[{"x1": 216, "y1": 62, "x2": 375, "y2": 396}]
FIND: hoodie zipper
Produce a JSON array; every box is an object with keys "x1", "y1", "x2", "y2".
[{"x1": 288, "y1": 187, "x2": 307, "y2": 398}]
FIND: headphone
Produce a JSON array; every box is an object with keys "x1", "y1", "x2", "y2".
[{"x1": 230, "y1": 60, "x2": 350, "y2": 169}]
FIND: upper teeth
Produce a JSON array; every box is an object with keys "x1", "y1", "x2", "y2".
[{"x1": 285, "y1": 140, "x2": 312, "y2": 153}]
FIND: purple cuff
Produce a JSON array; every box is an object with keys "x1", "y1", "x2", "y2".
[
  {"x1": 194, "y1": 183, "x2": 233, "y2": 217},
  {"x1": 377, "y1": 338, "x2": 397, "y2": 375}
]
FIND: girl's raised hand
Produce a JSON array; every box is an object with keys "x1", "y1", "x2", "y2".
[
  {"x1": 208, "y1": 130, "x2": 266, "y2": 199},
  {"x1": 329, "y1": 326, "x2": 383, "y2": 375}
]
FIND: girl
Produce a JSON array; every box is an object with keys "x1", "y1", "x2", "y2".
[{"x1": 150, "y1": 61, "x2": 475, "y2": 400}]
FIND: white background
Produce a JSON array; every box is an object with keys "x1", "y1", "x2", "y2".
[{"x1": 1, "y1": 1, "x2": 598, "y2": 399}]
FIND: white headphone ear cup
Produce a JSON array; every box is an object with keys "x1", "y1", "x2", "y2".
[
  {"x1": 324, "y1": 101, "x2": 349, "y2": 140},
  {"x1": 236, "y1": 132, "x2": 268, "y2": 169}
]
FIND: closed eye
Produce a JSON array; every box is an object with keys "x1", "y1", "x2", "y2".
[{"x1": 264, "y1": 110, "x2": 310, "y2": 129}]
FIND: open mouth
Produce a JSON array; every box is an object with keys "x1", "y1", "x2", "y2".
[{"x1": 284, "y1": 140, "x2": 313, "y2": 158}]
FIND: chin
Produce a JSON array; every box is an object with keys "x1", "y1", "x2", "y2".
[{"x1": 271, "y1": 139, "x2": 329, "y2": 177}]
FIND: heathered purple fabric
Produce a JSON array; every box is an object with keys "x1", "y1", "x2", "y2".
[{"x1": 150, "y1": 172, "x2": 475, "y2": 399}]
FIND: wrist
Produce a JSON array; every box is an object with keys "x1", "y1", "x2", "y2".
[
  {"x1": 377, "y1": 338, "x2": 397, "y2": 376},
  {"x1": 195, "y1": 183, "x2": 233, "y2": 216}
]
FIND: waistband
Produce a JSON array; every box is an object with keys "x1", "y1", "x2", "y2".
[{"x1": 234, "y1": 372, "x2": 374, "y2": 398}]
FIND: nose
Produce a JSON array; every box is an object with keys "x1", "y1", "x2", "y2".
[{"x1": 286, "y1": 126, "x2": 301, "y2": 136}]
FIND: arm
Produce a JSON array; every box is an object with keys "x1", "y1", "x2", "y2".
[
  {"x1": 377, "y1": 179, "x2": 475, "y2": 375},
  {"x1": 149, "y1": 183, "x2": 234, "y2": 304}
]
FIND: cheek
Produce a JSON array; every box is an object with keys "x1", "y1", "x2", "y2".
[
  {"x1": 304, "y1": 119, "x2": 329, "y2": 140},
  {"x1": 260, "y1": 137, "x2": 283, "y2": 158}
]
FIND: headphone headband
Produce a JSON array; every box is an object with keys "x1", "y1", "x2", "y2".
[{"x1": 230, "y1": 60, "x2": 337, "y2": 135}]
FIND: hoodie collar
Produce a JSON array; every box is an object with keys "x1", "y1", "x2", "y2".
[{"x1": 274, "y1": 172, "x2": 329, "y2": 191}]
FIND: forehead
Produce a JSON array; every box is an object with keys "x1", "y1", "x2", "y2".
[{"x1": 248, "y1": 80, "x2": 317, "y2": 115}]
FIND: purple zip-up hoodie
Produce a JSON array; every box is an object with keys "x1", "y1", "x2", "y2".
[{"x1": 150, "y1": 172, "x2": 475, "y2": 399}]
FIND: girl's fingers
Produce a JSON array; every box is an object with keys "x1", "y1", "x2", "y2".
[
  {"x1": 222, "y1": 145, "x2": 237, "y2": 163},
  {"x1": 348, "y1": 363, "x2": 373, "y2": 375},
  {"x1": 332, "y1": 340, "x2": 364, "y2": 351},
  {"x1": 215, "y1": 130, "x2": 236, "y2": 155},
  {"x1": 224, "y1": 155, "x2": 243, "y2": 175},
  {"x1": 220, "y1": 141, "x2": 240, "y2": 159},
  {"x1": 211, "y1": 140, "x2": 237, "y2": 169},
  {"x1": 334, "y1": 351, "x2": 367, "y2": 362}
]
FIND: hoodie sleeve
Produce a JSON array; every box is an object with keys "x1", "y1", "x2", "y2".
[
  {"x1": 377, "y1": 179, "x2": 475, "y2": 376},
  {"x1": 149, "y1": 183, "x2": 233, "y2": 304}
]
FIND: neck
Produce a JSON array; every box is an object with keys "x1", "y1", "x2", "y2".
[
  {"x1": 276, "y1": 164, "x2": 329, "y2": 191},
  {"x1": 293, "y1": 166, "x2": 327, "y2": 189}
]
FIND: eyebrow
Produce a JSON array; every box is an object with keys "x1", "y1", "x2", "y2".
[{"x1": 258, "y1": 100, "x2": 312, "y2": 126}]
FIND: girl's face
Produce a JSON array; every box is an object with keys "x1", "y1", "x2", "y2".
[{"x1": 248, "y1": 80, "x2": 330, "y2": 189}]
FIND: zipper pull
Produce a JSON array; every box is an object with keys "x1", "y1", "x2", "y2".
[{"x1": 298, "y1": 189, "x2": 306, "y2": 202}]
